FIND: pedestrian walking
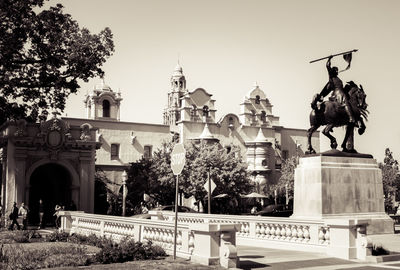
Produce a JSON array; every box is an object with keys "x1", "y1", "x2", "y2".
[
  {"x1": 38, "y1": 199, "x2": 44, "y2": 229},
  {"x1": 8, "y1": 202, "x2": 20, "y2": 230},
  {"x1": 18, "y1": 203, "x2": 29, "y2": 230}
]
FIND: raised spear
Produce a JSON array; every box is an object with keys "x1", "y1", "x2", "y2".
[{"x1": 309, "y1": 49, "x2": 358, "y2": 63}]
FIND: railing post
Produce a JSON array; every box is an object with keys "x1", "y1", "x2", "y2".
[
  {"x1": 325, "y1": 219, "x2": 369, "y2": 260},
  {"x1": 134, "y1": 224, "x2": 142, "y2": 242},
  {"x1": 100, "y1": 221, "x2": 105, "y2": 237},
  {"x1": 189, "y1": 223, "x2": 240, "y2": 267},
  {"x1": 309, "y1": 224, "x2": 320, "y2": 244},
  {"x1": 249, "y1": 221, "x2": 256, "y2": 238},
  {"x1": 59, "y1": 211, "x2": 72, "y2": 233}
]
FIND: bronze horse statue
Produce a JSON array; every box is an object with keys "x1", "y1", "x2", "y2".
[{"x1": 306, "y1": 81, "x2": 368, "y2": 154}]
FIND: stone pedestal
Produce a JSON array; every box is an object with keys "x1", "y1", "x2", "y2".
[
  {"x1": 292, "y1": 154, "x2": 394, "y2": 234},
  {"x1": 190, "y1": 223, "x2": 240, "y2": 268},
  {"x1": 291, "y1": 154, "x2": 394, "y2": 260}
]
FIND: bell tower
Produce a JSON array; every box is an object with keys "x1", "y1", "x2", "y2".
[
  {"x1": 163, "y1": 63, "x2": 187, "y2": 126},
  {"x1": 84, "y1": 78, "x2": 122, "y2": 121}
]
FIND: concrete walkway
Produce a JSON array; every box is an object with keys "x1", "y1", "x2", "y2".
[{"x1": 237, "y1": 245, "x2": 400, "y2": 270}]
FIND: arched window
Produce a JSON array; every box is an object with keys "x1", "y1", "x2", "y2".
[
  {"x1": 228, "y1": 117, "x2": 234, "y2": 127},
  {"x1": 255, "y1": 95, "x2": 261, "y2": 104},
  {"x1": 191, "y1": 104, "x2": 197, "y2": 119},
  {"x1": 102, "y1": 100, "x2": 110, "y2": 118},
  {"x1": 261, "y1": 111, "x2": 266, "y2": 122},
  {"x1": 251, "y1": 110, "x2": 256, "y2": 123},
  {"x1": 203, "y1": 106, "x2": 209, "y2": 118}
]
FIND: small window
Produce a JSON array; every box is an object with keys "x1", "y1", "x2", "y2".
[
  {"x1": 144, "y1": 145, "x2": 152, "y2": 159},
  {"x1": 228, "y1": 117, "x2": 234, "y2": 126},
  {"x1": 225, "y1": 146, "x2": 232, "y2": 154},
  {"x1": 262, "y1": 159, "x2": 268, "y2": 167},
  {"x1": 261, "y1": 111, "x2": 266, "y2": 122},
  {"x1": 203, "y1": 106, "x2": 209, "y2": 118},
  {"x1": 255, "y1": 95, "x2": 261, "y2": 104},
  {"x1": 111, "y1": 144, "x2": 119, "y2": 160},
  {"x1": 251, "y1": 110, "x2": 256, "y2": 123},
  {"x1": 102, "y1": 100, "x2": 110, "y2": 117}
]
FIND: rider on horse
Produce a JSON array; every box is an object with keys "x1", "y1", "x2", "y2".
[{"x1": 312, "y1": 56, "x2": 355, "y2": 124}]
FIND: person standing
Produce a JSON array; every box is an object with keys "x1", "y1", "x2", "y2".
[
  {"x1": 54, "y1": 204, "x2": 61, "y2": 228},
  {"x1": 8, "y1": 202, "x2": 20, "y2": 230},
  {"x1": 18, "y1": 203, "x2": 29, "y2": 230},
  {"x1": 0, "y1": 204, "x2": 3, "y2": 228},
  {"x1": 38, "y1": 199, "x2": 44, "y2": 229}
]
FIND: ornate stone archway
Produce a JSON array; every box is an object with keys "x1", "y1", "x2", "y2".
[{"x1": 0, "y1": 115, "x2": 100, "y2": 215}]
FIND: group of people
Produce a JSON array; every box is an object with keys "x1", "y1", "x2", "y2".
[
  {"x1": 6, "y1": 199, "x2": 77, "y2": 230},
  {"x1": 8, "y1": 202, "x2": 29, "y2": 230}
]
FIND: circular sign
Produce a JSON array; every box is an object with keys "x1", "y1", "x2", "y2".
[{"x1": 171, "y1": 143, "x2": 186, "y2": 175}]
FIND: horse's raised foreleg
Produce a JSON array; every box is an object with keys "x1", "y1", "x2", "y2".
[
  {"x1": 358, "y1": 118, "x2": 366, "y2": 135},
  {"x1": 322, "y1": 124, "x2": 337, "y2": 149},
  {"x1": 306, "y1": 124, "x2": 320, "y2": 154}
]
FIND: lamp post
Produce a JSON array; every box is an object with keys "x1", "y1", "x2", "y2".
[{"x1": 122, "y1": 170, "x2": 128, "y2": 216}]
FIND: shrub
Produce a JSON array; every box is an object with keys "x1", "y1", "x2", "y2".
[
  {"x1": 68, "y1": 233, "x2": 113, "y2": 248},
  {"x1": 372, "y1": 245, "x2": 389, "y2": 256},
  {"x1": 95, "y1": 239, "x2": 166, "y2": 264},
  {"x1": 46, "y1": 231, "x2": 69, "y2": 242},
  {"x1": 11, "y1": 230, "x2": 42, "y2": 243}
]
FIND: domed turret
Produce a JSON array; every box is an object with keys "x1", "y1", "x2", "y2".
[
  {"x1": 84, "y1": 78, "x2": 122, "y2": 121},
  {"x1": 94, "y1": 78, "x2": 112, "y2": 92},
  {"x1": 173, "y1": 63, "x2": 183, "y2": 77}
]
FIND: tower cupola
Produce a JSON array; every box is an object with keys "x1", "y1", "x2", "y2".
[{"x1": 84, "y1": 78, "x2": 122, "y2": 121}]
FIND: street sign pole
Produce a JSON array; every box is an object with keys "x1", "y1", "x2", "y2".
[
  {"x1": 208, "y1": 171, "x2": 211, "y2": 214},
  {"x1": 173, "y1": 174, "x2": 179, "y2": 259},
  {"x1": 170, "y1": 143, "x2": 185, "y2": 260}
]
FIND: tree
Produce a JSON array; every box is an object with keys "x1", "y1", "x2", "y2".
[
  {"x1": 125, "y1": 157, "x2": 153, "y2": 215},
  {"x1": 126, "y1": 141, "x2": 252, "y2": 214},
  {"x1": 94, "y1": 169, "x2": 119, "y2": 215},
  {"x1": 0, "y1": 0, "x2": 114, "y2": 124},
  {"x1": 182, "y1": 141, "x2": 252, "y2": 214},
  {"x1": 264, "y1": 156, "x2": 297, "y2": 206},
  {"x1": 379, "y1": 148, "x2": 400, "y2": 213}
]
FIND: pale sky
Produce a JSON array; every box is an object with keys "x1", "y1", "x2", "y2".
[{"x1": 50, "y1": 0, "x2": 400, "y2": 163}]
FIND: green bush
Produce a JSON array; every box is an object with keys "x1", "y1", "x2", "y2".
[
  {"x1": 67, "y1": 233, "x2": 113, "y2": 248},
  {"x1": 46, "y1": 231, "x2": 69, "y2": 242},
  {"x1": 11, "y1": 230, "x2": 42, "y2": 243},
  {"x1": 95, "y1": 239, "x2": 166, "y2": 264}
]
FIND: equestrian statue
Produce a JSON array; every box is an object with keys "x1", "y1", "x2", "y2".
[{"x1": 306, "y1": 49, "x2": 369, "y2": 154}]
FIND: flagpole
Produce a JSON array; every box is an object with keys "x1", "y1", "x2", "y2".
[{"x1": 309, "y1": 49, "x2": 358, "y2": 64}]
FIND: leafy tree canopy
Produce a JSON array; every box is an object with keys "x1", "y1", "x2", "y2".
[
  {"x1": 0, "y1": 0, "x2": 114, "y2": 124},
  {"x1": 126, "y1": 141, "x2": 252, "y2": 213},
  {"x1": 264, "y1": 155, "x2": 297, "y2": 205},
  {"x1": 379, "y1": 148, "x2": 400, "y2": 212}
]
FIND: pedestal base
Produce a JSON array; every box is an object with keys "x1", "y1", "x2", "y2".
[{"x1": 292, "y1": 155, "x2": 393, "y2": 234}]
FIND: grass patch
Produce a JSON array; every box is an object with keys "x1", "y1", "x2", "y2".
[{"x1": 1, "y1": 242, "x2": 93, "y2": 269}]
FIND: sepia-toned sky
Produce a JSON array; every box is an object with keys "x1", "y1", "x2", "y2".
[{"x1": 49, "y1": 0, "x2": 400, "y2": 163}]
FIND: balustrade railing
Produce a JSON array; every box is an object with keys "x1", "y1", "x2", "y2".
[
  {"x1": 60, "y1": 211, "x2": 194, "y2": 258},
  {"x1": 150, "y1": 211, "x2": 330, "y2": 251},
  {"x1": 60, "y1": 210, "x2": 331, "y2": 258}
]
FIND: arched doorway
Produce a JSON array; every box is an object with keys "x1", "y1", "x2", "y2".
[{"x1": 29, "y1": 163, "x2": 72, "y2": 226}]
